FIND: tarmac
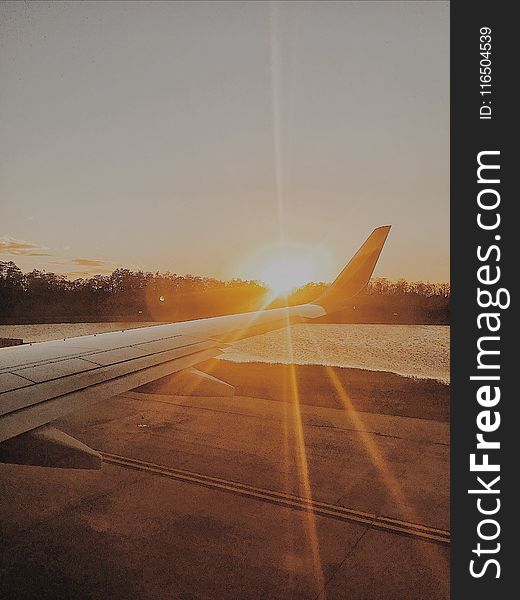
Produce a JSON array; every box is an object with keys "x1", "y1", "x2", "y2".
[{"x1": 0, "y1": 380, "x2": 449, "y2": 599}]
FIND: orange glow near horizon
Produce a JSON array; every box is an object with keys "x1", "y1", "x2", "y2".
[
  {"x1": 232, "y1": 240, "x2": 335, "y2": 296},
  {"x1": 258, "y1": 255, "x2": 315, "y2": 295}
]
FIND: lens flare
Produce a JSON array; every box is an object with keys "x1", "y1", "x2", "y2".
[
  {"x1": 258, "y1": 256, "x2": 315, "y2": 295},
  {"x1": 232, "y1": 241, "x2": 334, "y2": 299}
]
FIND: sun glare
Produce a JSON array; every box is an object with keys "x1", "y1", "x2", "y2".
[
  {"x1": 258, "y1": 256, "x2": 315, "y2": 295},
  {"x1": 231, "y1": 240, "x2": 335, "y2": 299}
]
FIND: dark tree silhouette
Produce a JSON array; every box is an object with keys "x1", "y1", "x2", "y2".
[{"x1": 0, "y1": 261, "x2": 449, "y2": 325}]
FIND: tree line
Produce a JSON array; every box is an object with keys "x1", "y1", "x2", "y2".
[{"x1": 0, "y1": 261, "x2": 449, "y2": 324}]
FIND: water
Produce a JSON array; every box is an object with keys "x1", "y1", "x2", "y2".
[
  {"x1": 0, "y1": 322, "x2": 449, "y2": 383},
  {"x1": 222, "y1": 323, "x2": 450, "y2": 383}
]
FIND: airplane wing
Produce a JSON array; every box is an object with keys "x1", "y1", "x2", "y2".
[{"x1": 0, "y1": 226, "x2": 390, "y2": 468}]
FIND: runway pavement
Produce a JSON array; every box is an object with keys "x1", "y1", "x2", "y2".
[{"x1": 0, "y1": 387, "x2": 449, "y2": 599}]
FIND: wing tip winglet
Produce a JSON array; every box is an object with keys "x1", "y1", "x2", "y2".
[{"x1": 312, "y1": 225, "x2": 391, "y2": 315}]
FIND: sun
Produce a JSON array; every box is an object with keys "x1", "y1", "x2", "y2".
[
  {"x1": 231, "y1": 240, "x2": 335, "y2": 299},
  {"x1": 258, "y1": 255, "x2": 315, "y2": 295}
]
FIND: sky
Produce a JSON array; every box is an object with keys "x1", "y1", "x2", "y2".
[{"x1": 0, "y1": 1, "x2": 449, "y2": 284}]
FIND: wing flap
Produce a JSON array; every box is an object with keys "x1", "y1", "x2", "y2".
[
  {"x1": 84, "y1": 346, "x2": 153, "y2": 366},
  {"x1": 0, "y1": 341, "x2": 101, "y2": 371},
  {"x1": 1, "y1": 338, "x2": 219, "y2": 420},
  {"x1": 0, "y1": 331, "x2": 191, "y2": 372},
  {"x1": 0, "y1": 373, "x2": 33, "y2": 394},
  {"x1": 15, "y1": 357, "x2": 99, "y2": 384},
  {"x1": 0, "y1": 346, "x2": 222, "y2": 442}
]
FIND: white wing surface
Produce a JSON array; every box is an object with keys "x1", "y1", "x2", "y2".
[{"x1": 0, "y1": 226, "x2": 390, "y2": 468}]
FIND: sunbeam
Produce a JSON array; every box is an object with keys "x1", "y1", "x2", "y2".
[
  {"x1": 298, "y1": 320, "x2": 448, "y2": 581},
  {"x1": 282, "y1": 310, "x2": 326, "y2": 593},
  {"x1": 298, "y1": 321, "x2": 413, "y2": 518}
]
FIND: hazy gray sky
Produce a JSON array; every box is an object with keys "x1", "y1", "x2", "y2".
[{"x1": 0, "y1": 1, "x2": 449, "y2": 282}]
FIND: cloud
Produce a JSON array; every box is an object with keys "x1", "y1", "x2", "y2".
[
  {"x1": 0, "y1": 237, "x2": 51, "y2": 257},
  {"x1": 1, "y1": 240, "x2": 113, "y2": 278},
  {"x1": 72, "y1": 258, "x2": 109, "y2": 267},
  {"x1": 65, "y1": 269, "x2": 114, "y2": 279}
]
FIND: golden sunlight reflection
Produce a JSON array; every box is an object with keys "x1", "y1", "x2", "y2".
[
  {"x1": 297, "y1": 322, "x2": 448, "y2": 576},
  {"x1": 298, "y1": 321, "x2": 412, "y2": 516},
  {"x1": 282, "y1": 310, "x2": 326, "y2": 592}
]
